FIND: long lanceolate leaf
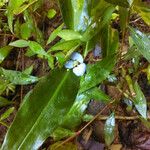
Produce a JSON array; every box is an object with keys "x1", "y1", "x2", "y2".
[
  {"x1": 0, "y1": 67, "x2": 38, "y2": 85},
  {"x1": 1, "y1": 69, "x2": 79, "y2": 150},
  {"x1": 80, "y1": 55, "x2": 116, "y2": 93},
  {"x1": 58, "y1": 0, "x2": 91, "y2": 32},
  {"x1": 130, "y1": 27, "x2": 150, "y2": 62}
]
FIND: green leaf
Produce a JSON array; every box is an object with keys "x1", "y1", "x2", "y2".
[
  {"x1": 133, "y1": 1, "x2": 150, "y2": 26},
  {"x1": 50, "y1": 40, "x2": 80, "y2": 51},
  {"x1": 119, "y1": 7, "x2": 129, "y2": 33},
  {"x1": 133, "y1": 82, "x2": 147, "y2": 119},
  {"x1": 47, "y1": 23, "x2": 64, "y2": 45},
  {"x1": 9, "y1": 40, "x2": 29, "y2": 48},
  {"x1": 23, "y1": 65, "x2": 34, "y2": 75},
  {"x1": 0, "y1": 78, "x2": 9, "y2": 95},
  {"x1": 55, "y1": 52, "x2": 65, "y2": 65},
  {"x1": 1, "y1": 69, "x2": 80, "y2": 150},
  {"x1": 47, "y1": 54, "x2": 54, "y2": 69},
  {"x1": 0, "y1": 107, "x2": 14, "y2": 121},
  {"x1": 129, "y1": 27, "x2": 150, "y2": 62},
  {"x1": 85, "y1": 87, "x2": 110, "y2": 103},
  {"x1": 28, "y1": 41, "x2": 47, "y2": 56},
  {"x1": 57, "y1": 30, "x2": 82, "y2": 41},
  {"x1": 0, "y1": 67, "x2": 38, "y2": 85},
  {"x1": 58, "y1": 0, "x2": 91, "y2": 32},
  {"x1": 20, "y1": 22, "x2": 32, "y2": 40},
  {"x1": 0, "y1": 46, "x2": 13, "y2": 64},
  {"x1": 0, "y1": 97, "x2": 12, "y2": 108},
  {"x1": 47, "y1": 9, "x2": 56, "y2": 19},
  {"x1": 61, "y1": 87, "x2": 110, "y2": 130},
  {"x1": 61, "y1": 92, "x2": 90, "y2": 129},
  {"x1": 82, "y1": 5, "x2": 115, "y2": 41},
  {"x1": 80, "y1": 55, "x2": 116, "y2": 93},
  {"x1": 104, "y1": 112, "x2": 115, "y2": 146},
  {"x1": 100, "y1": 25, "x2": 119, "y2": 57},
  {"x1": 7, "y1": 0, "x2": 34, "y2": 32}
]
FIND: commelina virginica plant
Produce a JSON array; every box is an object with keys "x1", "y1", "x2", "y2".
[{"x1": 0, "y1": 0, "x2": 150, "y2": 149}]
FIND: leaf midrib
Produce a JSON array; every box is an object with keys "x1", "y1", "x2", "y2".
[{"x1": 17, "y1": 71, "x2": 69, "y2": 149}]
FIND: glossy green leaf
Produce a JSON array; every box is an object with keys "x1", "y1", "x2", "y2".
[
  {"x1": 58, "y1": 0, "x2": 91, "y2": 32},
  {"x1": 100, "y1": 25, "x2": 119, "y2": 57},
  {"x1": 100, "y1": 23, "x2": 110, "y2": 57},
  {"x1": 50, "y1": 40, "x2": 80, "y2": 51},
  {"x1": 47, "y1": 9, "x2": 56, "y2": 19},
  {"x1": 0, "y1": 97, "x2": 12, "y2": 108},
  {"x1": 23, "y1": 10, "x2": 44, "y2": 45},
  {"x1": 0, "y1": 67, "x2": 38, "y2": 85},
  {"x1": 23, "y1": 65, "x2": 34, "y2": 75},
  {"x1": 109, "y1": 29, "x2": 119, "y2": 56},
  {"x1": 47, "y1": 23, "x2": 64, "y2": 45},
  {"x1": 130, "y1": 27, "x2": 150, "y2": 62},
  {"x1": 20, "y1": 23, "x2": 32, "y2": 40},
  {"x1": 85, "y1": 87, "x2": 110, "y2": 103},
  {"x1": 0, "y1": 107, "x2": 14, "y2": 121},
  {"x1": 9, "y1": 40, "x2": 29, "y2": 48},
  {"x1": 0, "y1": 46, "x2": 13, "y2": 64},
  {"x1": 55, "y1": 52, "x2": 65, "y2": 65},
  {"x1": 58, "y1": 30, "x2": 82, "y2": 41},
  {"x1": 104, "y1": 112, "x2": 115, "y2": 146},
  {"x1": 82, "y1": 5, "x2": 115, "y2": 41},
  {"x1": 28, "y1": 41, "x2": 47, "y2": 56},
  {"x1": 133, "y1": 1, "x2": 150, "y2": 26},
  {"x1": 1, "y1": 69, "x2": 79, "y2": 150},
  {"x1": 133, "y1": 82, "x2": 147, "y2": 119},
  {"x1": 47, "y1": 54, "x2": 54, "y2": 69},
  {"x1": 80, "y1": 55, "x2": 116, "y2": 93},
  {"x1": 119, "y1": 7, "x2": 129, "y2": 33}
]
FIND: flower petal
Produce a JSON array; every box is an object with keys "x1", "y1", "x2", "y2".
[
  {"x1": 64, "y1": 60, "x2": 74, "y2": 69},
  {"x1": 71, "y1": 52, "x2": 83, "y2": 63},
  {"x1": 73, "y1": 63, "x2": 86, "y2": 76}
]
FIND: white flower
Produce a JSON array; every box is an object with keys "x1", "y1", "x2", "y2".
[{"x1": 65, "y1": 52, "x2": 86, "y2": 76}]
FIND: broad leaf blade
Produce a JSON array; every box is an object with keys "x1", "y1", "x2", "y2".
[
  {"x1": 0, "y1": 107, "x2": 14, "y2": 121},
  {"x1": 1, "y1": 69, "x2": 79, "y2": 150},
  {"x1": 9, "y1": 40, "x2": 29, "y2": 48},
  {"x1": 57, "y1": 30, "x2": 82, "y2": 41},
  {"x1": 80, "y1": 55, "x2": 116, "y2": 93},
  {"x1": 130, "y1": 27, "x2": 150, "y2": 62},
  {"x1": 0, "y1": 67, "x2": 38, "y2": 85},
  {"x1": 47, "y1": 23, "x2": 64, "y2": 45},
  {"x1": 0, "y1": 46, "x2": 13, "y2": 64},
  {"x1": 133, "y1": 82, "x2": 147, "y2": 119},
  {"x1": 58, "y1": 0, "x2": 91, "y2": 32},
  {"x1": 104, "y1": 112, "x2": 115, "y2": 146}
]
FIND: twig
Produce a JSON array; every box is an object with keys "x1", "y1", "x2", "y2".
[{"x1": 97, "y1": 115, "x2": 140, "y2": 120}]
